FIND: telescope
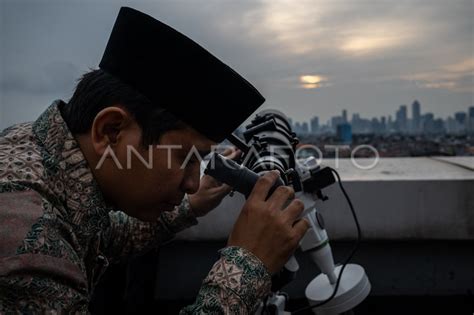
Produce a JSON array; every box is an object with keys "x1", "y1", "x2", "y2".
[{"x1": 205, "y1": 110, "x2": 371, "y2": 315}]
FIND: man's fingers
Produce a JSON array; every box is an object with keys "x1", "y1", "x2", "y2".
[
  {"x1": 213, "y1": 183, "x2": 232, "y2": 195},
  {"x1": 222, "y1": 147, "x2": 242, "y2": 161},
  {"x1": 248, "y1": 170, "x2": 280, "y2": 202},
  {"x1": 221, "y1": 147, "x2": 234, "y2": 156},
  {"x1": 205, "y1": 183, "x2": 232, "y2": 196},
  {"x1": 267, "y1": 186, "x2": 295, "y2": 211},
  {"x1": 293, "y1": 218, "x2": 310, "y2": 239},
  {"x1": 282, "y1": 199, "x2": 305, "y2": 223}
]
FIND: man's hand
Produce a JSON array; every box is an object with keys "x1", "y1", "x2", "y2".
[
  {"x1": 188, "y1": 148, "x2": 241, "y2": 217},
  {"x1": 227, "y1": 171, "x2": 310, "y2": 274}
]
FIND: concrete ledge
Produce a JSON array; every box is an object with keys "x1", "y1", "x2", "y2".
[{"x1": 178, "y1": 157, "x2": 474, "y2": 241}]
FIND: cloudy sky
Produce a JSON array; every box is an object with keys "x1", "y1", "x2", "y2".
[{"x1": 1, "y1": 0, "x2": 473, "y2": 130}]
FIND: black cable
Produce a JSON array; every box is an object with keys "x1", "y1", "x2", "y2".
[{"x1": 291, "y1": 168, "x2": 362, "y2": 314}]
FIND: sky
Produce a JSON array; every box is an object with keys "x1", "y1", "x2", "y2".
[{"x1": 1, "y1": 0, "x2": 473, "y2": 130}]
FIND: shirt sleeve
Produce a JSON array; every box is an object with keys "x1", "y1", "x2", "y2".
[
  {"x1": 180, "y1": 246, "x2": 272, "y2": 314},
  {"x1": 101, "y1": 194, "x2": 198, "y2": 263}
]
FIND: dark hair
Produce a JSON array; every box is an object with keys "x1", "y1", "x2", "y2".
[{"x1": 62, "y1": 69, "x2": 185, "y2": 146}]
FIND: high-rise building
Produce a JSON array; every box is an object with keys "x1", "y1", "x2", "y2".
[
  {"x1": 294, "y1": 122, "x2": 302, "y2": 134},
  {"x1": 422, "y1": 113, "x2": 435, "y2": 134},
  {"x1": 371, "y1": 118, "x2": 381, "y2": 134},
  {"x1": 342, "y1": 109, "x2": 348, "y2": 123},
  {"x1": 468, "y1": 106, "x2": 474, "y2": 133},
  {"x1": 412, "y1": 100, "x2": 421, "y2": 133},
  {"x1": 302, "y1": 122, "x2": 309, "y2": 134},
  {"x1": 310, "y1": 116, "x2": 319, "y2": 134},
  {"x1": 446, "y1": 117, "x2": 457, "y2": 134},
  {"x1": 454, "y1": 112, "x2": 467, "y2": 125},
  {"x1": 331, "y1": 116, "x2": 344, "y2": 132},
  {"x1": 387, "y1": 115, "x2": 393, "y2": 132},
  {"x1": 433, "y1": 118, "x2": 445, "y2": 134},
  {"x1": 396, "y1": 105, "x2": 408, "y2": 132},
  {"x1": 469, "y1": 106, "x2": 474, "y2": 118},
  {"x1": 454, "y1": 112, "x2": 467, "y2": 133},
  {"x1": 337, "y1": 123, "x2": 352, "y2": 144},
  {"x1": 380, "y1": 116, "x2": 387, "y2": 133},
  {"x1": 352, "y1": 113, "x2": 360, "y2": 123},
  {"x1": 351, "y1": 113, "x2": 361, "y2": 134}
]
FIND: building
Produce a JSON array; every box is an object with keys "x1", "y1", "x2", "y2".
[
  {"x1": 301, "y1": 122, "x2": 309, "y2": 134},
  {"x1": 469, "y1": 106, "x2": 474, "y2": 132},
  {"x1": 396, "y1": 105, "x2": 408, "y2": 133},
  {"x1": 412, "y1": 100, "x2": 421, "y2": 133},
  {"x1": 422, "y1": 113, "x2": 435, "y2": 134},
  {"x1": 331, "y1": 116, "x2": 344, "y2": 132},
  {"x1": 336, "y1": 123, "x2": 352, "y2": 144},
  {"x1": 342, "y1": 109, "x2": 348, "y2": 123},
  {"x1": 310, "y1": 116, "x2": 319, "y2": 134},
  {"x1": 455, "y1": 112, "x2": 467, "y2": 125},
  {"x1": 380, "y1": 116, "x2": 387, "y2": 133}
]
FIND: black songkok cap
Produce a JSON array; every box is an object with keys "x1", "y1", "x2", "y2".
[{"x1": 99, "y1": 7, "x2": 265, "y2": 143}]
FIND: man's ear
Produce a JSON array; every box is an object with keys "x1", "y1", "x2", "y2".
[{"x1": 90, "y1": 106, "x2": 132, "y2": 156}]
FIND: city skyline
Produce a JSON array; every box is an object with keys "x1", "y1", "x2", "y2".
[
  {"x1": 291, "y1": 101, "x2": 474, "y2": 125},
  {"x1": 290, "y1": 100, "x2": 474, "y2": 135}
]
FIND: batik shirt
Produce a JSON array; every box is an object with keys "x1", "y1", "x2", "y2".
[{"x1": 0, "y1": 100, "x2": 271, "y2": 314}]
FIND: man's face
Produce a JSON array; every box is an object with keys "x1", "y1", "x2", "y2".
[{"x1": 96, "y1": 121, "x2": 215, "y2": 221}]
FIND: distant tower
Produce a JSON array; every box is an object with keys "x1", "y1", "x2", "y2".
[
  {"x1": 412, "y1": 100, "x2": 421, "y2": 133},
  {"x1": 342, "y1": 109, "x2": 348, "y2": 123},
  {"x1": 295, "y1": 122, "x2": 302, "y2": 134},
  {"x1": 381, "y1": 116, "x2": 387, "y2": 133},
  {"x1": 454, "y1": 112, "x2": 467, "y2": 125},
  {"x1": 302, "y1": 122, "x2": 309, "y2": 134},
  {"x1": 310, "y1": 116, "x2": 319, "y2": 134},
  {"x1": 396, "y1": 105, "x2": 408, "y2": 133},
  {"x1": 337, "y1": 123, "x2": 352, "y2": 144},
  {"x1": 469, "y1": 106, "x2": 474, "y2": 132},
  {"x1": 422, "y1": 113, "x2": 435, "y2": 133}
]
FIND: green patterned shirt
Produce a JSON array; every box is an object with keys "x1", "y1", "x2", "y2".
[{"x1": 0, "y1": 100, "x2": 271, "y2": 314}]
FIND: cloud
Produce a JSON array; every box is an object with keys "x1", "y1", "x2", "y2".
[
  {"x1": 1, "y1": 0, "x2": 472, "y2": 128},
  {"x1": 443, "y1": 57, "x2": 474, "y2": 73},
  {"x1": 401, "y1": 57, "x2": 474, "y2": 92},
  {"x1": 338, "y1": 19, "x2": 417, "y2": 56},
  {"x1": 244, "y1": 1, "x2": 432, "y2": 59},
  {"x1": 215, "y1": 0, "x2": 473, "y2": 102}
]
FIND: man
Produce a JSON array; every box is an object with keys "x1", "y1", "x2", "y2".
[{"x1": 0, "y1": 7, "x2": 309, "y2": 313}]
